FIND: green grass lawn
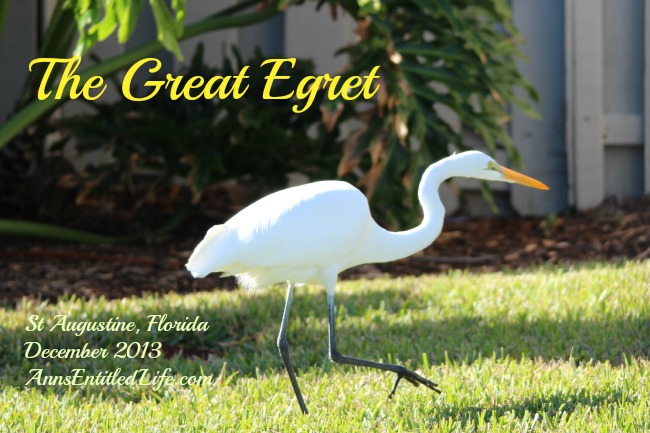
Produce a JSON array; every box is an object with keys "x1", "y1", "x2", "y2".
[{"x1": 1, "y1": 261, "x2": 649, "y2": 432}]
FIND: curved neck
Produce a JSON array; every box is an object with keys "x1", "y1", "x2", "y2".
[{"x1": 357, "y1": 161, "x2": 449, "y2": 265}]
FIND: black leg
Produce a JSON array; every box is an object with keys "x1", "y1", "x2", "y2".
[
  {"x1": 327, "y1": 293, "x2": 441, "y2": 398},
  {"x1": 277, "y1": 283, "x2": 309, "y2": 414}
]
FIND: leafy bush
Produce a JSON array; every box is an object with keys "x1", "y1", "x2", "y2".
[
  {"x1": 0, "y1": 0, "x2": 537, "y2": 238},
  {"x1": 56, "y1": 45, "x2": 341, "y2": 213},
  {"x1": 331, "y1": 0, "x2": 538, "y2": 227}
]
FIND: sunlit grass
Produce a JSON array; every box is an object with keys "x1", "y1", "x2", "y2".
[{"x1": 1, "y1": 261, "x2": 649, "y2": 432}]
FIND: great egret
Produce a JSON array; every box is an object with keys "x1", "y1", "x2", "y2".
[{"x1": 186, "y1": 150, "x2": 549, "y2": 414}]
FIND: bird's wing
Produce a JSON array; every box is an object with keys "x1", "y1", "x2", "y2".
[{"x1": 225, "y1": 181, "x2": 371, "y2": 271}]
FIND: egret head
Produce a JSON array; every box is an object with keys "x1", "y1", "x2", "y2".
[{"x1": 455, "y1": 151, "x2": 549, "y2": 190}]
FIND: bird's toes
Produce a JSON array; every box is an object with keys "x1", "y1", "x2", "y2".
[
  {"x1": 403, "y1": 369, "x2": 441, "y2": 394},
  {"x1": 387, "y1": 369, "x2": 441, "y2": 401},
  {"x1": 422, "y1": 378, "x2": 442, "y2": 394}
]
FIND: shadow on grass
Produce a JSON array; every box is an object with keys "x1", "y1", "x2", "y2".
[
  {"x1": 430, "y1": 388, "x2": 629, "y2": 427},
  {"x1": 1, "y1": 285, "x2": 648, "y2": 400}
]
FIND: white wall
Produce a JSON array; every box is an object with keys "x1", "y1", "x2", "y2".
[{"x1": 566, "y1": 0, "x2": 648, "y2": 209}]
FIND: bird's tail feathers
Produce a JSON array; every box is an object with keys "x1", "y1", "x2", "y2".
[
  {"x1": 186, "y1": 224, "x2": 230, "y2": 278},
  {"x1": 235, "y1": 273, "x2": 260, "y2": 291}
]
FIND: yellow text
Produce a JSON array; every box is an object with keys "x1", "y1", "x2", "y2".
[{"x1": 29, "y1": 56, "x2": 107, "y2": 100}]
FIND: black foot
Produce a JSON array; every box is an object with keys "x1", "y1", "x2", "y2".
[{"x1": 387, "y1": 367, "x2": 441, "y2": 399}]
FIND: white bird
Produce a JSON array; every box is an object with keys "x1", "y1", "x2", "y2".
[{"x1": 186, "y1": 150, "x2": 549, "y2": 414}]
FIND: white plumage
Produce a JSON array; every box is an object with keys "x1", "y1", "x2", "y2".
[
  {"x1": 185, "y1": 150, "x2": 549, "y2": 414},
  {"x1": 187, "y1": 180, "x2": 371, "y2": 288}
]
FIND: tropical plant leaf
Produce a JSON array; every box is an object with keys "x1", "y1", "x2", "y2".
[
  {"x1": 172, "y1": 0, "x2": 186, "y2": 35},
  {"x1": 64, "y1": 0, "x2": 185, "y2": 59},
  {"x1": 116, "y1": 0, "x2": 142, "y2": 43},
  {"x1": 326, "y1": 0, "x2": 539, "y2": 227},
  {"x1": 149, "y1": 0, "x2": 183, "y2": 60}
]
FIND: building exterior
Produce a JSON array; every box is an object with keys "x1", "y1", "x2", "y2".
[{"x1": 1, "y1": 1, "x2": 648, "y2": 216}]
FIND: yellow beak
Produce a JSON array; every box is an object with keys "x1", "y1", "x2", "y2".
[{"x1": 499, "y1": 166, "x2": 550, "y2": 190}]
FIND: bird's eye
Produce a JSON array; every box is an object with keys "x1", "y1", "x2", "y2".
[{"x1": 486, "y1": 161, "x2": 499, "y2": 171}]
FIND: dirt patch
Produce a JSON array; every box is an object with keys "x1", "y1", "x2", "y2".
[{"x1": 1, "y1": 195, "x2": 648, "y2": 306}]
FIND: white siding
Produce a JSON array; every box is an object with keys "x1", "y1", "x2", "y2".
[
  {"x1": 511, "y1": 0, "x2": 567, "y2": 215},
  {"x1": 567, "y1": 0, "x2": 647, "y2": 209}
]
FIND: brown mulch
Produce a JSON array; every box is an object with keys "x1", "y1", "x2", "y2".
[{"x1": 1, "y1": 195, "x2": 648, "y2": 306}]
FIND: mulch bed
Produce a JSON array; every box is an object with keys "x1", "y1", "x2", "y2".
[{"x1": 1, "y1": 195, "x2": 648, "y2": 306}]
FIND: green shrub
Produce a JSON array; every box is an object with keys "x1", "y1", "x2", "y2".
[
  {"x1": 57, "y1": 45, "x2": 342, "y2": 211},
  {"x1": 332, "y1": 0, "x2": 538, "y2": 227},
  {"x1": 0, "y1": 0, "x2": 537, "y2": 238}
]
